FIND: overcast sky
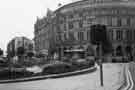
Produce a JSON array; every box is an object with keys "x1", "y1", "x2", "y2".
[{"x1": 0, "y1": 0, "x2": 72, "y2": 51}]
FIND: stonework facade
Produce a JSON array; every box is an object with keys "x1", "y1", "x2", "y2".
[
  {"x1": 34, "y1": 0, "x2": 135, "y2": 61},
  {"x1": 7, "y1": 37, "x2": 34, "y2": 57},
  {"x1": 34, "y1": 9, "x2": 57, "y2": 54}
]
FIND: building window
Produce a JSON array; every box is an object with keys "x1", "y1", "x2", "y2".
[
  {"x1": 116, "y1": 45, "x2": 123, "y2": 56},
  {"x1": 109, "y1": 30, "x2": 114, "y2": 40},
  {"x1": 79, "y1": 13, "x2": 83, "y2": 17},
  {"x1": 126, "y1": 30, "x2": 132, "y2": 40},
  {"x1": 68, "y1": 22, "x2": 73, "y2": 29},
  {"x1": 134, "y1": 30, "x2": 135, "y2": 41},
  {"x1": 68, "y1": 14, "x2": 73, "y2": 19},
  {"x1": 121, "y1": 18, "x2": 127, "y2": 26},
  {"x1": 130, "y1": 18, "x2": 135, "y2": 26},
  {"x1": 117, "y1": 18, "x2": 121, "y2": 26},
  {"x1": 127, "y1": 18, "x2": 131, "y2": 26},
  {"x1": 68, "y1": 32, "x2": 75, "y2": 41},
  {"x1": 102, "y1": 17, "x2": 108, "y2": 25},
  {"x1": 64, "y1": 33, "x2": 67, "y2": 40},
  {"x1": 79, "y1": 21, "x2": 83, "y2": 28},
  {"x1": 64, "y1": 23, "x2": 66, "y2": 31},
  {"x1": 56, "y1": 35, "x2": 60, "y2": 41},
  {"x1": 116, "y1": 30, "x2": 123, "y2": 40},
  {"x1": 87, "y1": 30, "x2": 91, "y2": 41},
  {"x1": 112, "y1": 10, "x2": 118, "y2": 14},
  {"x1": 112, "y1": 17, "x2": 117, "y2": 26},
  {"x1": 78, "y1": 32, "x2": 84, "y2": 41},
  {"x1": 108, "y1": 17, "x2": 112, "y2": 26}
]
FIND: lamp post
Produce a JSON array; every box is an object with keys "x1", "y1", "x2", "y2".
[{"x1": 98, "y1": 43, "x2": 103, "y2": 86}]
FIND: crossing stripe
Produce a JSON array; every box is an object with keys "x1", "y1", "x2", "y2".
[
  {"x1": 128, "y1": 69, "x2": 134, "y2": 90},
  {"x1": 118, "y1": 63, "x2": 134, "y2": 90},
  {"x1": 124, "y1": 68, "x2": 131, "y2": 90},
  {"x1": 123, "y1": 65, "x2": 134, "y2": 90}
]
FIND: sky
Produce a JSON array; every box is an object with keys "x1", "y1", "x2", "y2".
[{"x1": 0, "y1": 0, "x2": 73, "y2": 51}]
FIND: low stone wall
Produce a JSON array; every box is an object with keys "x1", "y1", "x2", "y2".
[{"x1": 0, "y1": 66, "x2": 97, "y2": 84}]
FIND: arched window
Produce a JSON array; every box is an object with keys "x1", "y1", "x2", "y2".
[
  {"x1": 127, "y1": 18, "x2": 131, "y2": 26},
  {"x1": 117, "y1": 18, "x2": 121, "y2": 27},
  {"x1": 116, "y1": 45, "x2": 123, "y2": 56},
  {"x1": 78, "y1": 32, "x2": 84, "y2": 41},
  {"x1": 125, "y1": 46, "x2": 132, "y2": 55},
  {"x1": 87, "y1": 45, "x2": 94, "y2": 56},
  {"x1": 125, "y1": 30, "x2": 132, "y2": 41},
  {"x1": 116, "y1": 30, "x2": 123, "y2": 40}
]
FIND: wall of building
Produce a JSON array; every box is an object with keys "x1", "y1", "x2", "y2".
[
  {"x1": 7, "y1": 37, "x2": 34, "y2": 57},
  {"x1": 34, "y1": 0, "x2": 135, "y2": 61}
]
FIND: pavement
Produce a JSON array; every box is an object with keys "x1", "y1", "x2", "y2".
[{"x1": 0, "y1": 63, "x2": 125, "y2": 90}]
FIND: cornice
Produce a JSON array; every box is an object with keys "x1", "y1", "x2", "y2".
[{"x1": 55, "y1": 1, "x2": 135, "y2": 14}]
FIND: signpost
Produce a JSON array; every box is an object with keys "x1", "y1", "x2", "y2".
[{"x1": 99, "y1": 44, "x2": 103, "y2": 86}]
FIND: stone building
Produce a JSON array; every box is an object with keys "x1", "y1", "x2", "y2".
[
  {"x1": 34, "y1": 9, "x2": 57, "y2": 55},
  {"x1": 34, "y1": 0, "x2": 135, "y2": 61},
  {"x1": 7, "y1": 37, "x2": 34, "y2": 57}
]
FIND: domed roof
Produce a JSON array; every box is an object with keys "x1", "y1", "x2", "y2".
[{"x1": 55, "y1": 0, "x2": 135, "y2": 14}]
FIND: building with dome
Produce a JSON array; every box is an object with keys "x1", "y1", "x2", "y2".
[{"x1": 34, "y1": 0, "x2": 135, "y2": 61}]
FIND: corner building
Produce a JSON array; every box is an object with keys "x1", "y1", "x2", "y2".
[
  {"x1": 34, "y1": 0, "x2": 135, "y2": 61},
  {"x1": 7, "y1": 37, "x2": 34, "y2": 57},
  {"x1": 34, "y1": 9, "x2": 56, "y2": 54}
]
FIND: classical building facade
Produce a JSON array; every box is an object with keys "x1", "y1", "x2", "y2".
[
  {"x1": 34, "y1": 0, "x2": 135, "y2": 61},
  {"x1": 7, "y1": 37, "x2": 34, "y2": 57},
  {"x1": 34, "y1": 9, "x2": 57, "y2": 54}
]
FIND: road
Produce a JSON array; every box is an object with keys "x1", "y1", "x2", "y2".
[{"x1": 0, "y1": 63, "x2": 124, "y2": 90}]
